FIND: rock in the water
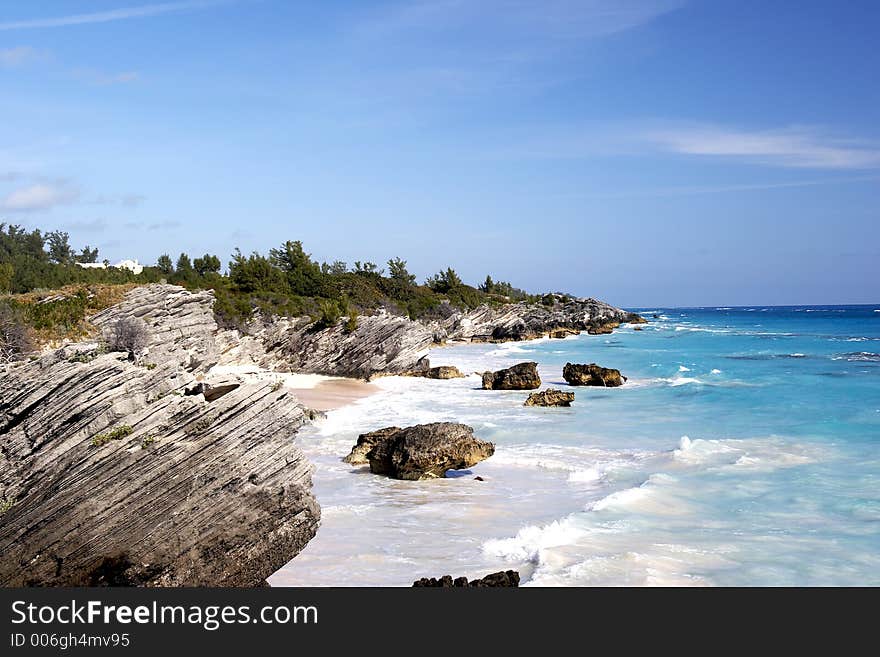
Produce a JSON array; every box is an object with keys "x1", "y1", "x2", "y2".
[
  {"x1": 0, "y1": 284, "x2": 319, "y2": 587},
  {"x1": 481, "y1": 362, "x2": 541, "y2": 390},
  {"x1": 562, "y1": 362, "x2": 626, "y2": 387},
  {"x1": 633, "y1": 326, "x2": 643, "y2": 331},
  {"x1": 524, "y1": 388, "x2": 575, "y2": 407},
  {"x1": 357, "y1": 422, "x2": 494, "y2": 480},
  {"x1": 343, "y1": 426, "x2": 401, "y2": 465},
  {"x1": 551, "y1": 328, "x2": 580, "y2": 339},
  {"x1": 412, "y1": 570, "x2": 520, "y2": 587}
]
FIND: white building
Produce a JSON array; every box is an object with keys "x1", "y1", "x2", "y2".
[{"x1": 75, "y1": 259, "x2": 144, "y2": 275}]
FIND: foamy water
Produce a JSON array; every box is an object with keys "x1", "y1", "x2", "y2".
[{"x1": 270, "y1": 305, "x2": 880, "y2": 586}]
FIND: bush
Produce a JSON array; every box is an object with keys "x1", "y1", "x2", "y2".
[
  {"x1": 92, "y1": 425, "x2": 134, "y2": 447},
  {"x1": 0, "y1": 302, "x2": 33, "y2": 365},
  {"x1": 106, "y1": 317, "x2": 150, "y2": 356}
]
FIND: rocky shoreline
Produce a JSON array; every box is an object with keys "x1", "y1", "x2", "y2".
[{"x1": 0, "y1": 283, "x2": 643, "y2": 586}]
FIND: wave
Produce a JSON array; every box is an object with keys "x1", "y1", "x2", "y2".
[
  {"x1": 678, "y1": 365, "x2": 691, "y2": 372},
  {"x1": 710, "y1": 368, "x2": 722, "y2": 374},
  {"x1": 833, "y1": 352, "x2": 880, "y2": 362},
  {"x1": 672, "y1": 435, "x2": 822, "y2": 471}
]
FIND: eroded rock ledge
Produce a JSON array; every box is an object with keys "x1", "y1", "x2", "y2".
[{"x1": 0, "y1": 284, "x2": 319, "y2": 586}]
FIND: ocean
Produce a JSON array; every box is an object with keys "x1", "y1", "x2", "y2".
[{"x1": 270, "y1": 305, "x2": 880, "y2": 586}]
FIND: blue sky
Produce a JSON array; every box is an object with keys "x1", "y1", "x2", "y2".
[{"x1": 1, "y1": 0, "x2": 878, "y2": 306}]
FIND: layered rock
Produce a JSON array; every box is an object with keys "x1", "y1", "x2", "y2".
[
  {"x1": 413, "y1": 570, "x2": 520, "y2": 587},
  {"x1": 481, "y1": 362, "x2": 541, "y2": 390},
  {"x1": 562, "y1": 362, "x2": 626, "y2": 387},
  {"x1": 215, "y1": 296, "x2": 643, "y2": 379},
  {"x1": 351, "y1": 423, "x2": 494, "y2": 480},
  {"x1": 403, "y1": 364, "x2": 465, "y2": 379},
  {"x1": 0, "y1": 284, "x2": 319, "y2": 586},
  {"x1": 524, "y1": 389, "x2": 575, "y2": 407}
]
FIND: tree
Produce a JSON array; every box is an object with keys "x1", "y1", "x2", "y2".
[
  {"x1": 156, "y1": 254, "x2": 173, "y2": 275},
  {"x1": 0, "y1": 263, "x2": 13, "y2": 293},
  {"x1": 75, "y1": 245, "x2": 99, "y2": 264},
  {"x1": 46, "y1": 231, "x2": 74, "y2": 264},
  {"x1": 353, "y1": 261, "x2": 383, "y2": 277},
  {"x1": 229, "y1": 249, "x2": 288, "y2": 294},
  {"x1": 269, "y1": 241, "x2": 323, "y2": 296},
  {"x1": 425, "y1": 268, "x2": 462, "y2": 293},
  {"x1": 480, "y1": 275, "x2": 495, "y2": 293},
  {"x1": 388, "y1": 258, "x2": 416, "y2": 285},
  {"x1": 193, "y1": 253, "x2": 221, "y2": 276},
  {"x1": 323, "y1": 260, "x2": 347, "y2": 276},
  {"x1": 176, "y1": 253, "x2": 193, "y2": 273}
]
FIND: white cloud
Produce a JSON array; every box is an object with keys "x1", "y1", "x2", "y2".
[
  {"x1": 0, "y1": 182, "x2": 80, "y2": 212},
  {"x1": 646, "y1": 125, "x2": 880, "y2": 169},
  {"x1": 0, "y1": 1, "x2": 234, "y2": 31},
  {"x1": 0, "y1": 46, "x2": 48, "y2": 67}
]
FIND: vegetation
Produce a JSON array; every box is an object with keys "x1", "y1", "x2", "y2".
[
  {"x1": 106, "y1": 317, "x2": 150, "y2": 357},
  {"x1": 1, "y1": 221, "x2": 545, "y2": 346},
  {"x1": 0, "y1": 497, "x2": 13, "y2": 516},
  {"x1": 92, "y1": 425, "x2": 134, "y2": 447}
]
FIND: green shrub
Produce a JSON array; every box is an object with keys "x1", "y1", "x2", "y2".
[{"x1": 92, "y1": 425, "x2": 134, "y2": 447}]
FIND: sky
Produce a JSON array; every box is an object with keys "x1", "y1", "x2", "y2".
[{"x1": 1, "y1": 0, "x2": 878, "y2": 306}]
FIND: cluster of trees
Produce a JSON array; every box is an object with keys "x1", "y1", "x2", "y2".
[{"x1": 1, "y1": 222, "x2": 541, "y2": 349}]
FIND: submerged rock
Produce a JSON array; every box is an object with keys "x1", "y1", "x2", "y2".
[
  {"x1": 352, "y1": 422, "x2": 494, "y2": 480},
  {"x1": 481, "y1": 362, "x2": 541, "y2": 390},
  {"x1": 343, "y1": 426, "x2": 402, "y2": 465},
  {"x1": 562, "y1": 362, "x2": 626, "y2": 387},
  {"x1": 524, "y1": 389, "x2": 575, "y2": 407},
  {"x1": 413, "y1": 570, "x2": 520, "y2": 587}
]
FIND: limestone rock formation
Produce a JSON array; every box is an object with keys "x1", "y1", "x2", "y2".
[
  {"x1": 343, "y1": 426, "x2": 402, "y2": 465},
  {"x1": 481, "y1": 362, "x2": 541, "y2": 390},
  {"x1": 562, "y1": 362, "x2": 627, "y2": 387},
  {"x1": 412, "y1": 570, "x2": 520, "y2": 587},
  {"x1": 352, "y1": 422, "x2": 495, "y2": 480},
  {"x1": 0, "y1": 284, "x2": 319, "y2": 587},
  {"x1": 524, "y1": 389, "x2": 575, "y2": 407}
]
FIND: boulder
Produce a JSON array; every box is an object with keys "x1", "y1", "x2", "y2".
[
  {"x1": 343, "y1": 426, "x2": 402, "y2": 465},
  {"x1": 405, "y1": 365, "x2": 464, "y2": 379},
  {"x1": 587, "y1": 321, "x2": 619, "y2": 335},
  {"x1": 413, "y1": 570, "x2": 520, "y2": 587},
  {"x1": 550, "y1": 328, "x2": 580, "y2": 339},
  {"x1": 481, "y1": 362, "x2": 541, "y2": 390},
  {"x1": 562, "y1": 362, "x2": 626, "y2": 387},
  {"x1": 524, "y1": 389, "x2": 575, "y2": 407},
  {"x1": 633, "y1": 326, "x2": 643, "y2": 331},
  {"x1": 356, "y1": 422, "x2": 494, "y2": 480}
]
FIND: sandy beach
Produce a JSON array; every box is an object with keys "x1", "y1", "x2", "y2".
[{"x1": 208, "y1": 364, "x2": 377, "y2": 412}]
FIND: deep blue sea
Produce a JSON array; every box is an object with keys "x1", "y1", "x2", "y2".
[{"x1": 272, "y1": 305, "x2": 880, "y2": 586}]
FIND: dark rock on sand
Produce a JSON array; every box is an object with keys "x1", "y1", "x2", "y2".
[
  {"x1": 481, "y1": 362, "x2": 541, "y2": 390},
  {"x1": 524, "y1": 388, "x2": 575, "y2": 407},
  {"x1": 562, "y1": 362, "x2": 626, "y2": 387},
  {"x1": 343, "y1": 426, "x2": 402, "y2": 465},
  {"x1": 413, "y1": 570, "x2": 520, "y2": 587},
  {"x1": 405, "y1": 365, "x2": 465, "y2": 379},
  {"x1": 359, "y1": 422, "x2": 495, "y2": 480}
]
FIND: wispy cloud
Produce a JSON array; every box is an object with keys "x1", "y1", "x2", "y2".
[
  {"x1": 0, "y1": 1, "x2": 233, "y2": 31},
  {"x1": 356, "y1": 0, "x2": 684, "y2": 41},
  {"x1": 64, "y1": 218, "x2": 109, "y2": 232},
  {"x1": 0, "y1": 180, "x2": 80, "y2": 212},
  {"x1": 71, "y1": 68, "x2": 140, "y2": 86},
  {"x1": 93, "y1": 193, "x2": 147, "y2": 207},
  {"x1": 0, "y1": 46, "x2": 49, "y2": 67},
  {"x1": 646, "y1": 125, "x2": 880, "y2": 169}
]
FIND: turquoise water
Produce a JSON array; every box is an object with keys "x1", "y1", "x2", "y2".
[{"x1": 272, "y1": 306, "x2": 880, "y2": 586}]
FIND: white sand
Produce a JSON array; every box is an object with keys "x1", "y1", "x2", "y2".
[{"x1": 207, "y1": 364, "x2": 377, "y2": 410}]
